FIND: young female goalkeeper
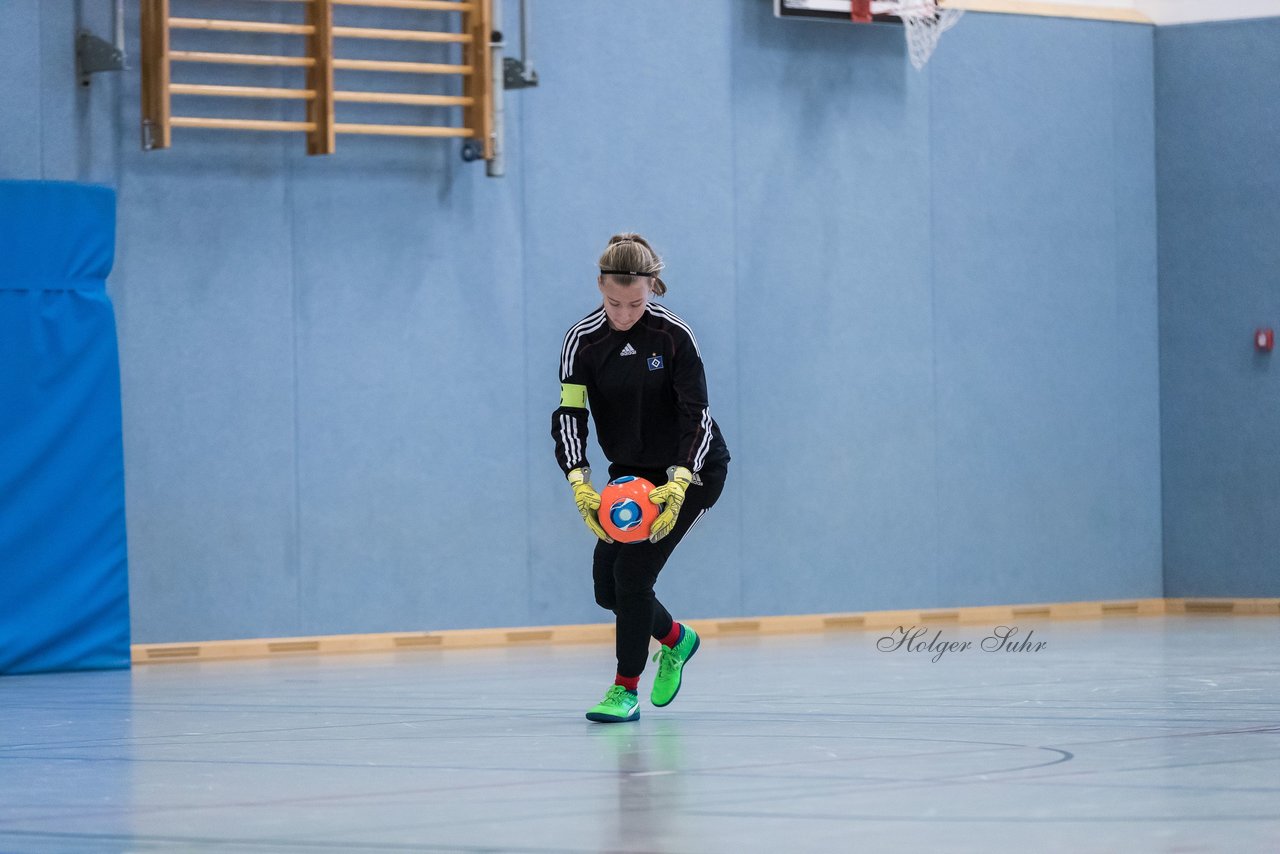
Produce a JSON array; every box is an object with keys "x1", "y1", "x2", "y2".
[{"x1": 552, "y1": 233, "x2": 730, "y2": 723}]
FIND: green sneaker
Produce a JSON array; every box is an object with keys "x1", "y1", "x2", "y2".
[
  {"x1": 650, "y1": 625, "x2": 700, "y2": 707},
  {"x1": 585, "y1": 684, "x2": 640, "y2": 723}
]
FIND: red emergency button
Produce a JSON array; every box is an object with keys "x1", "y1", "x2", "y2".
[{"x1": 1257, "y1": 328, "x2": 1275, "y2": 352}]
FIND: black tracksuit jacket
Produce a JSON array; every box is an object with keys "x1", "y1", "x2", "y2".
[{"x1": 552, "y1": 302, "x2": 730, "y2": 478}]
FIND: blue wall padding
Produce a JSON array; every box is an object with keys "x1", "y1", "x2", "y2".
[
  {"x1": 1157, "y1": 19, "x2": 1280, "y2": 596},
  {"x1": 0, "y1": 181, "x2": 130, "y2": 675}
]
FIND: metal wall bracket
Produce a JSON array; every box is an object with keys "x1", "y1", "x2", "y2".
[
  {"x1": 77, "y1": 31, "x2": 125, "y2": 87},
  {"x1": 503, "y1": 56, "x2": 538, "y2": 90}
]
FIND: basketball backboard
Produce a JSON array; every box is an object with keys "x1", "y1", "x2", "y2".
[
  {"x1": 774, "y1": 0, "x2": 905, "y2": 25},
  {"x1": 774, "y1": 0, "x2": 963, "y2": 69}
]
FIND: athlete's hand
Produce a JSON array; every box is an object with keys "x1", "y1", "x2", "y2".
[
  {"x1": 648, "y1": 466, "x2": 693, "y2": 543},
  {"x1": 567, "y1": 467, "x2": 613, "y2": 543}
]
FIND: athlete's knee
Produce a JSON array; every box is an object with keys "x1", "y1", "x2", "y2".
[
  {"x1": 614, "y1": 572, "x2": 657, "y2": 601},
  {"x1": 594, "y1": 583, "x2": 617, "y2": 612}
]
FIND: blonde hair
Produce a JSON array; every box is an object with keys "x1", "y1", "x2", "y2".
[{"x1": 597, "y1": 232, "x2": 667, "y2": 296}]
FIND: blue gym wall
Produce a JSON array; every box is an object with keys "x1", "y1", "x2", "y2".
[
  {"x1": 1, "y1": 1, "x2": 1164, "y2": 643},
  {"x1": 0, "y1": 3, "x2": 115, "y2": 183},
  {"x1": 1157, "y1": 19, "x2": 1280, "y2": 598}
]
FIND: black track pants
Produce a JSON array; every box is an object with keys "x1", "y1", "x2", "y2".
[{"x1": 592, "y1": 464, "x2": 727, "y2": 678}]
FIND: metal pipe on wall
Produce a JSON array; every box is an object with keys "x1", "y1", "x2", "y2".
[
  {"x1": 519, "y1": 0, "x2": 534, "y2": 82},
  {"x1": 114, "y1": 0, "x2": 125, "y2": 57},
  {"x1": 487, "y1": 0, "x2": 505, "y2": 177}
]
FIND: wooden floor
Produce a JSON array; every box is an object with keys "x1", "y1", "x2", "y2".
[{"x1": 5, "y1": 614, "x2": 1280, "y2": 852}]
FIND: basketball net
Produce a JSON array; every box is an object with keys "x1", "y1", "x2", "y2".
[{"x1": 851, "y1": 0, "x2": 963, "y2": 70}]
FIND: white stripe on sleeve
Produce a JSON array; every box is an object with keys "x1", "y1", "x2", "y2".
[
  {"x1": 560, "y1": 309, "x2": 607, "y2": 381},
  {"x1": 646, "y1": 303, "x2": 701, "y2": 357},
  {"x1": 692, "y1": 408, "x2": 714, "y2": 472}
]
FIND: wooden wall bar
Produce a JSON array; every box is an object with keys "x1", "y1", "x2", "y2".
[{"x1": 141, "y1": 0, "x2": 491, "y2": 155}]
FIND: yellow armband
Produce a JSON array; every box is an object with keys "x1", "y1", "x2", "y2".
[{"x1": 560, "y1": 383, "x2": 587, "y2": 409}]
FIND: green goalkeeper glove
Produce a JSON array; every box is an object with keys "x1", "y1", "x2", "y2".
[
  {"x1": 567, "y1": 467, "x2": 613, "y2": 543},
  {"x1": 647, "y1": 466, "x2": 693, "y2": 543}
]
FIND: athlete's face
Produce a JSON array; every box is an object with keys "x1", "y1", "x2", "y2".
[{"x1": 598, "y1": 276, "x2": 650, "y2": 332}]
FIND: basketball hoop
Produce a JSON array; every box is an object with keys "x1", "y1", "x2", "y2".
[{"x1": 869, "y1": 1, "x2": 963, "y2": 70}]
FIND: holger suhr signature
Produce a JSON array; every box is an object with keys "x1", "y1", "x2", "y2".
[{"x1": 877, "y1": 625, "x2": 1047, "y2": 663}]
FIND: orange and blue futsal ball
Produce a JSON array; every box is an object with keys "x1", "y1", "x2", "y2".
[{"x1": 598, "y1": 476, "x2": 659, "y2": 543}]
